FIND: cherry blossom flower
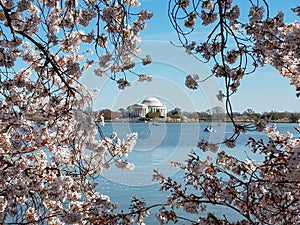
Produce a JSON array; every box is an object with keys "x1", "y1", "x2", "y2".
[
  {"x1": 117, "y1": 78, "x2": 131, "y2": 89},
  {"x1": 99, "y1": 52, "x2": 112, "y2": 68},
  {"x1": 61, "y1": 210, "x2": 83, "y2": 224},
  {"x1": 216, "y1": 90, "x2": 225, "y2": 102},
  {"x1": 138, "y1": 10, "x2": 153, "y2": 20},
  {"x1": 124, "y1": 0, "x2": 141, "y2": 7},
  {"x1": 197, "y1": 140, "x2": 218, "y2": 152},
  {"x1": 138, "y1": 73, "x2": 152, "y2": 82},
  {"x1": 178, "y1": 0, "x2": 190, "y2": 8},
  {"x1": 185, "y1": 41, "x2": 196, "y2": 54},
  {"x1": 249, "y1": 5, "x2": 264, "y2": 22},
  {"x1": 226, "y1": 5, "x2": 240, "y2": 21},
  {"x1": 202, "y1": 0, "x2": 214, "y2": 11},
  {"x1": 0, "y1": 196, "x2": 7, "y2": 213},
  {"x1": 142, "y1": 55, "x2": 152, "y2": 65},
  {"x1": 201, "y1": 10, "x2": 218, "y2": 26},
  {"x1": 97, "y1": 34, "x2": 108, "y2": 48},
  {"x1": 185, "y1": 13, "x2": 197, "y2": 28},
  {"x1": 224, "y1": 138, "x2": 236, "y2": 148},
  {"x1": 185, "y1": 74, "x2": 198, "y2": 89},
  {"x1": 256, "y1": 118, "x2": 268, "y2": 131}
]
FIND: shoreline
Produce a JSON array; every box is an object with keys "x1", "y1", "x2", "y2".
[{"x1": 101, "y1": 119, "x2": 298, "y2": 124}]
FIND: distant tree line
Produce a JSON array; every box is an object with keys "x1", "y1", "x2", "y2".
[{"x1": 98, "y1": 107, "x2": 300, "y2": 123}]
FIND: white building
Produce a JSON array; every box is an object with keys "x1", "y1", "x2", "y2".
[{"x1": 128, "y1": 97, "x2": 167, "y2": 118}]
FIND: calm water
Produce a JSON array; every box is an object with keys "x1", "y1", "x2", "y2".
[{"x1": 98, "y1": 122, "x2": 297, "y2": 224}]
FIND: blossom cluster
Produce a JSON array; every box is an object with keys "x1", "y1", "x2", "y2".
[
  {"x1": 0, "y1": 0, "x2": 148, "y2": 224},
  {"x1": 169, "y1": 0, "x2": 300, "y2": 134},
  {"x1": 153, "y1": 125, "x2": 300, "y2": 224},
  {"x1": 246, "y1": 10, "x2": 300, "y2": 95},
  {"x1": 162, "y1": 1, "x2": 300, "y2": 223},
  {"x1": 96, "y1": 5, "x2": 153, "y2": 86}
]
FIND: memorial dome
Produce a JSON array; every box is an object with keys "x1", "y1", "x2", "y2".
[{"x1": 141, "y1": 97, "x2": 164, "y2": 106}]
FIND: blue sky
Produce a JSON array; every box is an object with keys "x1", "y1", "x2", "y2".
[{"x1": 84, "y1": 0, "x2": 300, "y2": 113}]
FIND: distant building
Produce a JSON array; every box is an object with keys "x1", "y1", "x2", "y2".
[{"x1": 128, "y1": 97, "x2": 167, "y2": 118}]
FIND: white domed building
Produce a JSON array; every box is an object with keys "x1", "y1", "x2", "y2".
[{"x1": 128, "y1": 97, "x2": 167, "y2": 118}]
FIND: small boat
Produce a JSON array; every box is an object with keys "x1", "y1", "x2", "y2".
[{"x1": 203, "y1": 126, "x2": 215, "y2": 132}]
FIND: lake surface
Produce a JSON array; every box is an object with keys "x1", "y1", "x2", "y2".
[{"x1": 98, "y1": 122, "x2": 297, "y2": 224}]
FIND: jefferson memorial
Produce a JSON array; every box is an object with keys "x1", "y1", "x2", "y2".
[{"x1": 128, "y1": 97, "x2": 167, "y2": 118}]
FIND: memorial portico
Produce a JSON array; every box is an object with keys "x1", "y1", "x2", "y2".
[{"x1": 128, "y1": 97, "x2": 167, "y2": 118}]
